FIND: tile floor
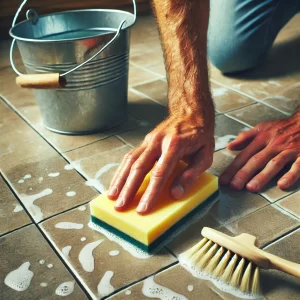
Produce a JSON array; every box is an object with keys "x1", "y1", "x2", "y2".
[{"x1": 1, "y1": 12, "x2": 300, "y2": 300}]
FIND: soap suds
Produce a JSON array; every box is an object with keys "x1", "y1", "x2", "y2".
[
  {"x1": 109, "y1": 250, "x2": 120, "y2": 257},
  {"x1": 187, "y1": 285, "x2": 194, "y2": 292},
  {"x1": 81, "y1": 237, "x2": 87, "y2": 242},
  {"x1": 268, "y1": 80, "x2": 281, "y2": 87},
  {"x1": 38, "y1": 177, "x2": 43, "y2": 183},
  {"x1": 78, "y1": 240, "x2": 104, "y2": 272},
  {"x1": 55, "y1": 281, "x2": 75, "y2": 297},
  {"x1": 97, "y1": 271, "x2": 115, "y2": 297},
  {"x1": 78, "y1": 206, "x2": 86, "y2": 211},
  {"x1": 125, "y1": 290, "x2": 132, "y2": 295},
  {"x1": 212, "y1": 87, "x2": 228, "y2": 97},
  {"x1": 48, "y1": 172, "x2": 60, "y2": 177},
  {"x1": 4, "y1": 262, "x2": 34, "y2": 292},
  {"x1": 64, "y1": 164, "x2": 74, "y2": 170},
  {"x1": 215, "y1": 135, "x2": 236, "y2": 151},
  {"x1": 19, "y1": 188, "x2": 53, "y2": 222},
  {"x1": 47, "y1": 264, "x2": 53, "y2": 269},
  {"x1": 55, "y1": 222, "x2": 84, "y2": 229},
  {"x1": 14, "y1": 204, "x2": 23, "y2": 213},
  {"x1": 39, "y1": 260, "x2": 45, "y2": 265},
  {"x1": 62, "y1": 246, "x2": 72, "y2": 257},
  {"x1": 40, "y1": 282, "x2": 47, "y2": 287},
  {"x1": 142, "y1": 276, "x2": 188, "y2": 300},
  {"x1": 66, "y1": 191, "x2": 76, "y2": 197},
  {"x1": 18, "y1": 179, "x2": 24, "y2": 184}
]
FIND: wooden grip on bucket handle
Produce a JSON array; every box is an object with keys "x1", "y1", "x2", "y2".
[{"x1": 16, "y1": 73, "x2": 66, "y2": 89}]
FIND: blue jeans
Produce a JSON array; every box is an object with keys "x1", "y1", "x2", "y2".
[{"x1": 208, "y1": 0, "x2": 300, "y2": 73}]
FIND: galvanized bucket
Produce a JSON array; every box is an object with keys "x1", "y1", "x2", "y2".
[{"x1": 9, "y1": 0, "x2": 136, "y2": 134}]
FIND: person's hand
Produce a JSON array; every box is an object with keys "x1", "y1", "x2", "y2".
[
  {"x1": 219, "y1": 111, "x2": 300, "y2": 192},
  {"x1": 107, "y1": 106, "x2": 215, "y2": 215}
]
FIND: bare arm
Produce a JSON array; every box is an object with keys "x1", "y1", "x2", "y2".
[{"x1": 108, "y1": 0, "x2": 215, "y2": 214}]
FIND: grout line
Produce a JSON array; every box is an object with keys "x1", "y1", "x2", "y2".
[
  {"x1": 130, "y1": 76, "x2": 164, "y2": 87},
  {"x1": 129, "y1": 87, "x2": 167, "y2": 108},
  {"x1": 224, "y1": 113, "x2": 254, "y2": 128},
  {"x1": 0, "y1": 223, "x2": 32, "y2": 239},
  {"x1": 130, "y1": 61, "x2": 166, "y2": 79},
  {"x1": 164, "y1": 246, "x2": 177, "y2": 258}
]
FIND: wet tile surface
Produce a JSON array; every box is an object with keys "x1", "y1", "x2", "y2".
[
  {"x1": 40, "y1": 205, "x2": 176, "y2": 299},
  {"x1": 277, "y1": 191, "x2": 300, "y2": 219},
  {"x1": 0, "y1": 174, "x2": 31, "y2": 235},
  {"x1": 129, "y1": 65, "x2": 160, "y2": 87},
  {"x1": 0, "y1": 225, "x2": 86, "y2": 299},
  {"x1": 209, "y1": 149, "x2": 238, "y2": 176},
  {"x1": 117, "y1": 125, "x2": 153, "y2": 148}
]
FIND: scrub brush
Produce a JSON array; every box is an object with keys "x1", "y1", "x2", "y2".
[{"x1": 179, "y1": 227, "x2": 300, "y2": 295}]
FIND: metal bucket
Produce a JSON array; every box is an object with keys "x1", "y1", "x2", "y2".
[{"x1": 9, "y1": 0, "x2": 136, "y2": 134}]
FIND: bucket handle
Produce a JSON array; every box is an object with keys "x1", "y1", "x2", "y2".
[{"x1": 10, "y1": 0, "x2": 137, "y2": 90}]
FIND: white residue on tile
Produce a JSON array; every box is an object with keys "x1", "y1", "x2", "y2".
[
  {"x1": 66, "y1": 191, "x2": 76, "y2": 197},
  {"x1": 125, "y1": 290, "x2": 132, "y2": 295},
  {"x1": 55, "y1": 281, "x2": 75, "y2": 297},
  {"x1": 24, "y1": 174, "x2": 32, "y2": 180},
  {"x1": 241, "y1": 127, "x2": 250, "y2": 132},
  {"x1": 47, "y1": 264, "x2": 53, "y2": 269},
  {"x1": 84, "y1": 163, "x2": 120, "y2": 193},
  {"x1": 268, "y1": 81, "x2": 281, "y2": 87},
  {"x1": 187, "y1": 285, "x2": 194, "y2": 292},
  {"x1": 81, "y1": 237, "x2": 87, "y2": 242},
  {"x1": 215, "y1": 135, "x2": 236, "y2": 151},
  {"x1": 55, "y1": 222, "x2": 84, "y2": 229},
  {"x1": 97, "y1": 271, "x2": 115, "y2": 298},
  {"x1": 18, "y1": 179, "x2": 24, "y2": 184},
  {"x1": 38, "y1": 177, "x2": 43, "y2": 184},
  {"x1": 4, "y1": 262, "x2": 34, "y2": 292},
  {"x1": 40, "y1": 282, "x2": 48, "y2": 287},
  {"x1": 13, "y1": 204, "x2": 23, "y2": 213},
  {"x1": 48, "y1": 172, "x2": 60, "y2": 177},
  {"x1": 78, "y1": 239, "x2": 104, "y2": 272},
  {"x1": 109, "y1": 250, "x2": 120, "y2": 257},
  {"x1": 212, "y1": 87, "x2": 228, "y2": 97},
  {"x1": 77, "y1": 206, "x2": 86, "y2": 211},
  {"x1": 64, "y1": 164, "x2": 74, "y2": 170},
  {"x1": 19, "y1": 188, "x2": 53, "y2": 222},
  {"x1": 232, "y1": 83, "x2": 245, "y2": 89},
  {"x1": 62, "y1": 246, "x2": 72, "y2": 258},
  {"x1": 39, "y1": 260, "x2": 45, "y2": 265},
  {"x1": 142, "y1": 276, "x2": 188, "y2": 300},
  {"x1": 257, "y1": 90, "x2": 269, "y2": 96}
]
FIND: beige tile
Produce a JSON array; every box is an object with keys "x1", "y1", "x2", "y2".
[
  {"x1": 277, "y1": 191, "x2": 300, "y2": 219},
  {"x1": 227, "y1": 103, "x2": 286, "y2": 127},
  {"x1": 211, "y1": 83, "x2": 254, "y2": 113},
  {"x1": 0, "y1": 225, "x2": 86, "y2": 299},
  {"x1": 129, "y1": 65, "x2": 159, "y2": 87},
  {"x1": 134, "y1": 79, "x2": 168, "y2": 106},
  {"x1": 128, "y1": 91, "x2": 168, "y2": 126},
  {"x1": 214, "y1": 115, "x2": 250, "y2": 151},
  {"x1": 209, "y1": 149, "x2": 238, "y2": 176},
  {"x1": 225, "y1": 205, "x2": 299, "y2": 247},
  {"x1": 261, "y1": 228, "x2": 300, "y2": 300},
  {"x1": 40, "y1": 205, "x2": 176, "y2": 299},
  {"x1": 108, "y1": 264, "x2": 241, "y2": 300},
  {"x1": 65, "y1": 137, "x2": 132, "y2": 193},
  {"x1": 0, "y1": 175, "x2": 31, "y2": 235}
]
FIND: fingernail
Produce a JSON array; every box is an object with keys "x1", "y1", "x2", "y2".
[
  {"x1": 171, "y1": 185, "x2": 184, "y2": 200},
  {"x1": 231, "y1": 177, "x2": 243, "y2": 190},
  {"x1": 247, "y1": 179, "x2": 259, "y2": 191},
  {"x1": 279, "y1": 178, "x2": 289, "y2": 187},
  {"x1": 108, "y1": 186, "x2": 118, "y2": 197},
  {"x1": 115, "y1": 198, "x2": 124, "y2": 208},
  {"x1": 220, "y1": 173, "x2": 230, "y2": 185},
  {"x1": 137, "y1": 202, "x2": 147, "y2": 213}
]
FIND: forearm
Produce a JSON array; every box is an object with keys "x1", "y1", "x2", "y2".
[{"x1": 152, "y1": 0, "x2": 213, "y2": 117}]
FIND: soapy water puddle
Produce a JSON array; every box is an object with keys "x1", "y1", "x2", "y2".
[
  {"x1": 55, "y1": 222, "x2": 84, "y2": 229},
  {"x1": 55, "y1": 281, "x2": 75, "y2": 297},
  {"x1": 98, "y1": 270, "x2": 115, "y2": 298},
  {"x1": 62, "y1": 246, "x2": 72, "y2": 258}
]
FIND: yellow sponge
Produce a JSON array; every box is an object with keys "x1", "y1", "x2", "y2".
[{"x1": 90, "y1": 161, "x2": 218, "y2": 252}]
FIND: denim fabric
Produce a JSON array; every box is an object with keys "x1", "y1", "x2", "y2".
[{"x1": 208, "y1": 0, "x2": 300, "y2": 73}]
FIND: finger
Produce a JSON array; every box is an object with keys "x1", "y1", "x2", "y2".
[
  {"x1": 136, "y1": 149, "x2": 180, "y2": 215},
  {"x1": 278, "y1": 157, "x2": 300, "y2": 189},
  {"x1": 227, "y1": 128, "x2": 258, "y2": 151},
  {"x1": 108, "y1": 147, "x2": 145, "y2": 200},
  {"x1": 247, "y1": 151, "x2": 296, "y2": 192},
  {"x1": 229, "y1": 147, "x2": 278, "y2": 190},
  {"x1": 114, "y1": 147, "x2": 160, "y2": 210},
  {"x1": 171, "y1": 146, "x2": 212, "y2": 199},
  {"x1": 219, "y1": 136, "x2": 266, "y2": 186}
]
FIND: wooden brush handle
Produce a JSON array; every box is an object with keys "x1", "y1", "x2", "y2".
[
  {"x1": 16, "y1": 73, "x2": 66, "y2": 89},
  {"x1": 263, "y1": 251, "x2": 300, "y2": 278}
]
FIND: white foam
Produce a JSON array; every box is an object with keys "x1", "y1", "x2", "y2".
[
  {"x1": 66, "y1": 191, "x2": 76, "y2": 197},
  {"x1": 142, "y1": 276, "x2": 188, "y2": 300},
  {"x1": 39, "y1": 260, "x2": 45, "y2": 265},
  {"x1": 4, "y1": 262, "x2": 34, "y2": 292},
  {"x1": 19, "y1": 188, "x2": 53, "y2": 222},
  {"x1": 88, "y1": 222, "x2": 152, "y2": 259},
  {"x1": 78, "y1": 206, "x2": 86, "y2": 211},
  {"x1": 64, "y1": 164, "x2": 74, "y2": 170},
  {"x1": 268, "y1": 80, "x2": 281, "y2": 87},
  {"x1": 47, "y1": 264, "x2": 53, "y2": 269},
  {"x1": 14, "y1": 204, "x2": 23, "y2": 213},
  {"x1": 55, "y1": 281, "x2": 75, "y2": 297},
  {"x1": 215, "y1": 135, "x2": 236, "y2": 151},
  {"x1": 78, "y1": 240, "x2": 104, "y2": 272},
  {"x1": 125, "y1": 290, "x2": 132, "y2": 295},
  {"x1": 178, "y1": 256, "x2": 261, "y2": 299},
  {"x1": 29, "y1": 188, "x2": 33, "y2": 191},
  {"x1": 109, "y1": 250, "x2": 120, "y2": 257},
  {"x1": 38, "y1": 177, "x2": 43, "y2": 183},
  {"x1": 40, "y1": 282, "x2": 47, "y2": 287},
  {"x1": 81, "y1": 237, "x2": 87, "y2": 242},
  {"x1": 212, "y1": 87, "x2": 228, "y2": 97},
  {"x1": 55, "y1": 222, "x2": 84, "y2": 230},
  {"x1": 187, "y1": 285, "x2": 194, "y2": 292},
  {"x1": 18, "y1": 179, "x2": 24, "y2": 184},
  {"x1": 48, "y1": 172, "x2": 60, "y2": 177},
  {"x1": 62, "y1": 246, "x2": 72, "y2": 258},
  {"x1": 97, "y1": 271, "x2": 115, "y2": 297},
  {"x1": 24, "y1": 174, "x2": 31, "y2": 180}
]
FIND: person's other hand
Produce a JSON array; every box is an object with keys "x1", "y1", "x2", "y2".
[
  {"x1": 219, "y1": 111, "x2": 300, "y2": 192},
  {"x1": 107, "y1": 108, "x2": 215, "y2": 215}
]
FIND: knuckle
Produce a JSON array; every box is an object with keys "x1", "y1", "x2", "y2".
[
  {"x1": 235, "y1": 169, "x2": 249, "y2": 180},
  {"x1": 131, "y1": 160, "x2": 143, "y2": 172},
  {"x1": 269, "y1": 157, "x2": 283, "y2": 168},
  {"x1": 149, "y1": 132, "x2": 162, "y2": 144},
  {"x1": 151, "y1": 167, "x2": 165, "y2": 178}
]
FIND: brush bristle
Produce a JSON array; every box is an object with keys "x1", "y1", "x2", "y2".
[{"x1": 182, "y1": 237, "x2": 261, "y2": 295}]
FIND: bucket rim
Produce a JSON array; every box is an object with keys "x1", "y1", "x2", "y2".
[{"x1": 9, "y1": 8, "x2": 135, "y2": 43}]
